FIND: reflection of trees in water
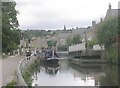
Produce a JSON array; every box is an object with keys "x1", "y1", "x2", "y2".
[
  {"x1": 100, "y1": 65, "x2": 119, "y2": 86},
  {"x1": 69, "y1": 63, "x2": 102, "y2": 74},
  {"x1": 69, "y1": 63, "x2": 103, "y2": 86},
  {"x1": 69, "y1": 62, "x2": 119, "y2": 86}
]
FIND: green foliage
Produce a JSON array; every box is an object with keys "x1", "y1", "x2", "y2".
[
  {"x1": 66, "y1": 37, "x2": 73, "y2": 46},
  {"x1": 100, "y1": 65, "x2": 118, "y2": 86},
  {"x1": 47, "y1": 40, "x2": 57, "y2": 47},
  {"x1": 97, "y1": 17, "x2": 118, "y2": 49},
  {"x1": 72, "y1": 35, "x2": 82, "y2": 44},
  {"x1": 6, "y1": 80, "x2": 17, "y2": 87},
  {"x1": 106, "y1": 47, "x2": 118, "y2": 64},
  {"x1": 2, "y1": 2, "x2": 20, "y2": 53},
  {"x1": 23, "y1": 71, "x2": 32, "y2": 86},
  {"x1": 96, "y1": 17, "x2": 118, "y2": 63},
  {"x1": 22, "y1": 60, "x2": 39, "y2": 86},
  {"x1": 24, "y1": 30, "x2": 51, "y2": 39},
  {"x1": 87, "y1": 38, "x2": 97, "y2": 48},
  {"x1": 66, "y1": 35, "x2": 82, "y2": 46},
  {"x1": 57, "y1": 45, "x2": 68, "y2": 51}
]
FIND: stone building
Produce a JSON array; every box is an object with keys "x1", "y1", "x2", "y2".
[
  {"x1": 105, "y1": 3, "x2": 118, "y2": 20},
  {"x1": 31, "y1": 37, "x2": 48, "y2": 49},
  {"x1": 81, "y1": 3, "x2": 119, "y2": 42}
]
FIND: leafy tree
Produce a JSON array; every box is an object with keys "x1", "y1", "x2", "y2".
[
  {"x1": 57, "y1": 45, "x2": 68, "y2": 51},
  {"x1": 66, "y1": 37, "x2": 73, "y2": 46},
  {"x1": 2, "y1": 2, "x2": 20, "y2": 53},
  {"x1": 47, "y1": 40, "x2": 57, "y2": 47},
  {"x1": 87, "y1": 38, "x2": 97, "y2": 48},
  {"x1": 23, "y1": 30, "x2": 51, "y2": 39},
  {"x1": 96, "y1": 17, "x2": 118, "y2": 63},
  {"x1": 66, "y1": 35, "x2": 82, "y2": 46},
  {"x1": 72, "y1": 35, "x2": 82, "y2": 44},
  {"x1": 97, "y1": 17, "x2": 118, "y2": 49}
]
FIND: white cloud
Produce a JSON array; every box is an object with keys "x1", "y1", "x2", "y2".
[{"x1": 15, "y1": 0, "x2": 119, "y2": 30}]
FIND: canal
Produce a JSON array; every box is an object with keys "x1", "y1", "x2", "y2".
[{"x1": 31, "y1": 58, "x2": 119, "y2": 86}]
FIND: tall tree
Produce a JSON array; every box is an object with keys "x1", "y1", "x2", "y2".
[
  {"x1": 2, "y1": 2, "x2": 20, "y2": 53},
  {"x1": 96, "y1": 17, "x2": 118, "y2": 63},
  {"x1": 97, "y1": 17, "x2": 118, "y2": 49}
]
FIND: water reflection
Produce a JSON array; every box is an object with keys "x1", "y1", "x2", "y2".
[
  {"x1": 32, "y1": 59, "x2": 119, "y2": 86},
  {"x1": 69, "y1": 63, "x2": 105, "y2": 86},
  {"x1": 43, "y1": 62, "x2": 59, "y2": 75}
]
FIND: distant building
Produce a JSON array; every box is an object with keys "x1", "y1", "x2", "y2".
[
  {"x1": 81, "y1": 3, "x2": 119, "y2": 42},
  {"x1": 105, "y1": 3, "x2": 118, "y2": 20},
  {"x1": 31, "y1": 37, "x2": 48, "y2": 48},
  {"x1": 64, "y1": 25, "x2": 66, "y2": 30},
  {"x1": 57, "y1": 32, "x2": 72, "y2": 45}
]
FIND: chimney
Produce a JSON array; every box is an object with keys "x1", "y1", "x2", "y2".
[
  {"x1": 109, "y1": 3, "x2": 111, "y2": 9},
  {"x1": 76, "y1": 27, "x2": 78, "y2": 29},
  {"x1": 92, "y1": 21, "x2": 96, "y2": 26},
  {"x1": 64, "y1": 25, "x2": 66, "y2": 30}
]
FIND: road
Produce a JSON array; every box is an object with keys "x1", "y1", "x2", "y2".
[{"x1": 1, "y1": 55, "x2": 24, "y2": 87}]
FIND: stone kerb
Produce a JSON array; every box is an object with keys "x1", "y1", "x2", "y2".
[{"x1": 17, "y1": 53, "x2": 37, "y2": 86}]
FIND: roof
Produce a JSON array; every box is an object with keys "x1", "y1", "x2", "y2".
[{"x1": 105, "y1": 9, "x2": 118, "y2": 20}]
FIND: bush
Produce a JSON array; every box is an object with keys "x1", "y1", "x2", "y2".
[
  {"x1": 6, "y1": 80, "x2": 17, "y2": 88},
  {"x1": 106, "y1": 46, "x2": 118, "y2": 64},
  {"x1": 87, "y1": 39, "x2": 97, "y2": 48},
  {"x1": 57, "y1": 45, "x2": 68, "y2": 51}
]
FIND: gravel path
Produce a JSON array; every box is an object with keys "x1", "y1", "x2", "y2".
[{"x1": 1, "y1": 55, "x2": 24, "y2": 87}]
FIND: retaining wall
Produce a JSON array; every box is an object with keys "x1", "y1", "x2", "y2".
[{"x1": 17, "y1": 54, "x2": 37, "y2": 86}]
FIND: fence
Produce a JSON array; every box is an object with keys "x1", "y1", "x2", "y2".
[
  {"x1": 69, "y1": 43, "x2": 86, "y2": 52},
  {"x1": 69, "y1": 43, "x2": 104, "y2": 52},
  {"x1": 17, "y1": 53, "x2": 37, "y2": 86}
]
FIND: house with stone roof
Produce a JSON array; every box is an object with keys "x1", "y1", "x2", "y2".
[
  {"x1": 105, "y1": 3, "x2": 118, "y2": 20},
  {"x1": 81, "y1": 3, "x2": 119, "y2": 42}
]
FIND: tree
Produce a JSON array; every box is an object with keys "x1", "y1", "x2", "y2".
[
  {"x1": 66, "y1": 35, "x2": 82, "y2": 46},
  {"x1": 47, "y1": 40, "x2": 57, "y2": 47},
  {"x1": 2, "y1": 2, "x2": 20, "y2": 53},
  {"x1": 66, "y1": 37, "x2": 73, "y2": 46},
  {"x1": 96, "y1": 17, "x2": 118, "y2": 63},
  {"x1": 97, "y1": 17, "x2": 118, "y2": 49},
  {"x1": 57, "y1": 45, "x2": 68, "y2": 51},
  {"x1": 72, "y1": 35, "x2": 82, "y2": 44}
]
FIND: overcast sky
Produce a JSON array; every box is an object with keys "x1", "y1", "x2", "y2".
[{"x1": 15, "y1": 0, "x2": 119, "y2": 30}]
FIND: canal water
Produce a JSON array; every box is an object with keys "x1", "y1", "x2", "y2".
[{"x1": 31, "y1": 58, "x2": 119, "y2": 86}]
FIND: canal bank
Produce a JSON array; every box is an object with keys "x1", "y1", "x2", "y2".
[
  {"x1": 27, "y1": 58, "x2": 119, "y2": 86},
  {"x1": 15, "y1": 51, "x2": 119, "y2": 87},
  {"x1": 17, "y1": 53, "x2": 38, "y2": 86},
  {"x1": 68, "y1": 58, "x2": 107, "y2": 67}
]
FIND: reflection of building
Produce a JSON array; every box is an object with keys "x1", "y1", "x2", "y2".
[
  {"x1": 69, "y1": 63, "x2": 106, "y2": 86},
  {"x1": 59, "y1": 60, "x2": 70, "y2": 73}
]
